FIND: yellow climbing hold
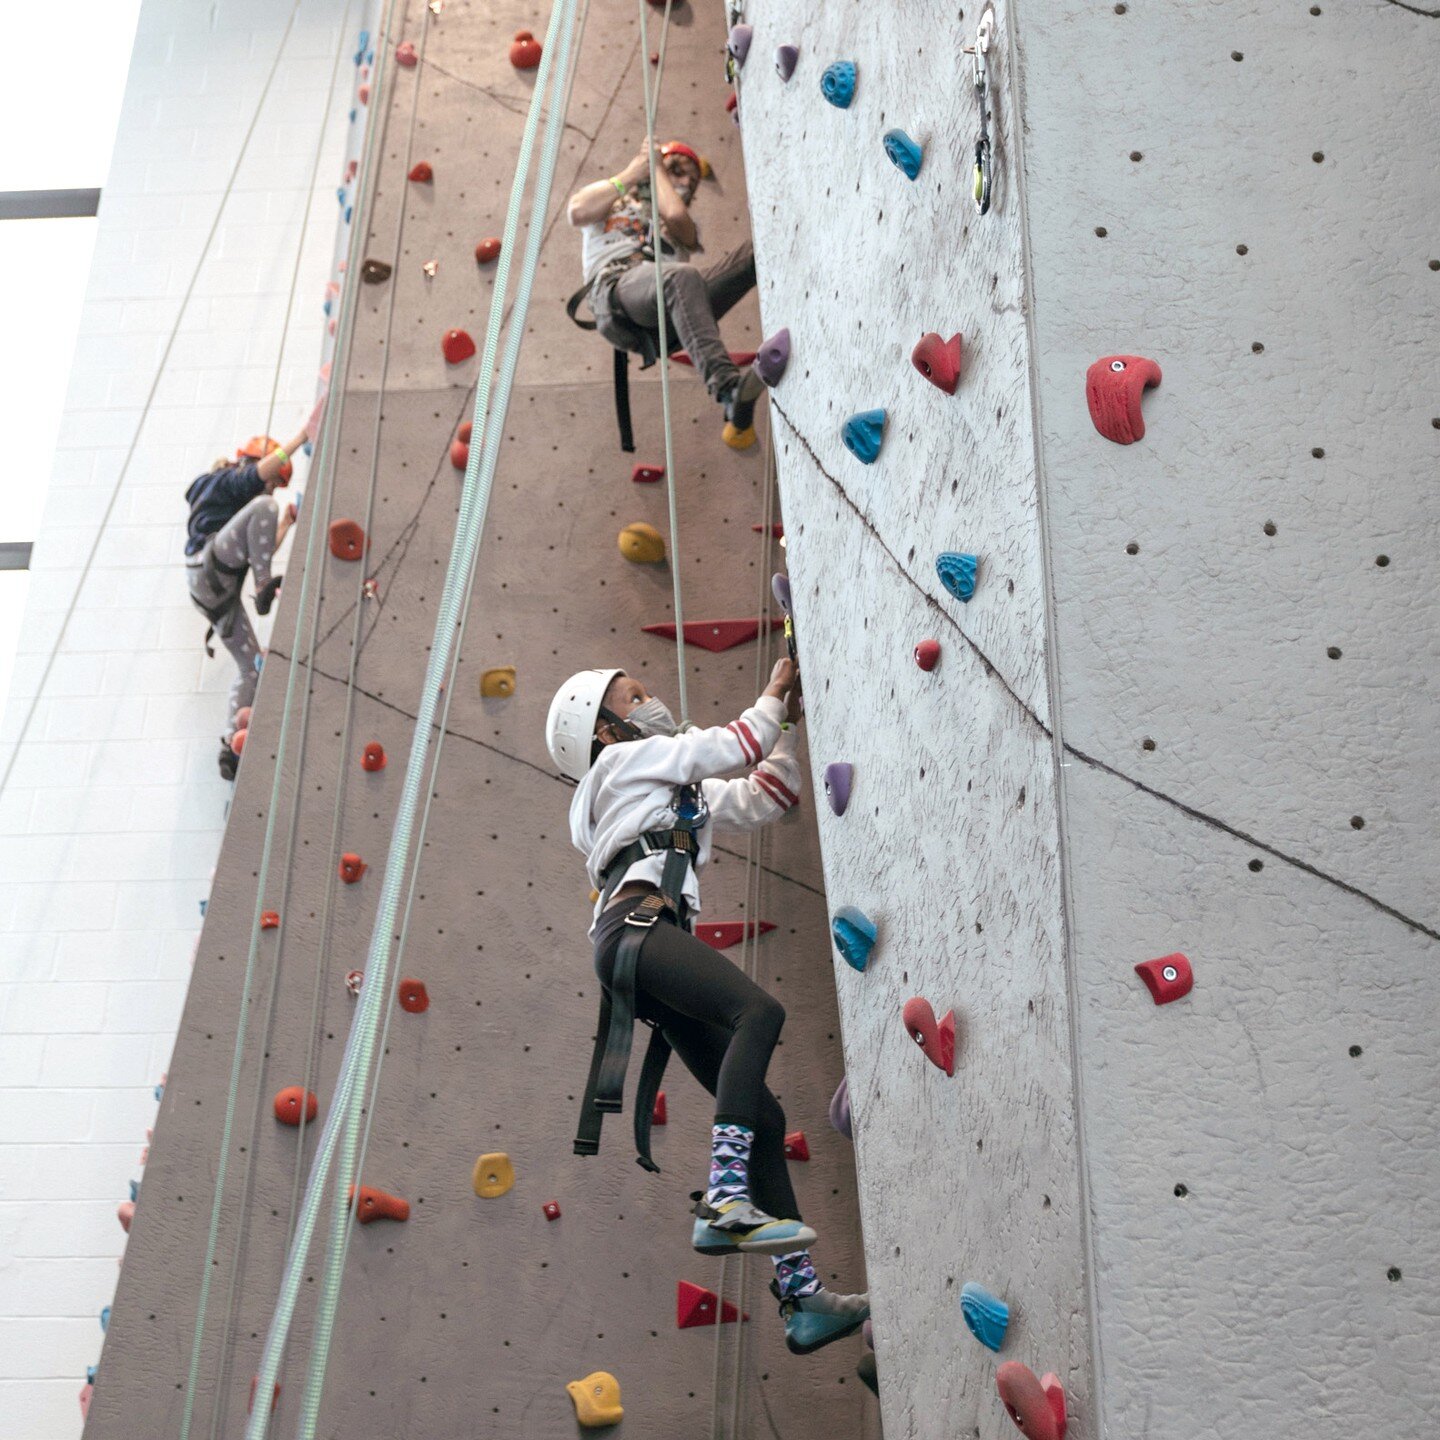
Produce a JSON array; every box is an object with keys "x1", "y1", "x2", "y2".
[
  {"x1": 722, "y1": 421, "x2": 757, "y2": 451},
  {"x1": 566, "y1": 1371, "x2": 623, "y2": 1429},
  {"x1": 588, "y1": 887, "x2": 601, "y2": 903},
  {"x1": 479, "y1": 666, "x2": 516, "y2": 698},
  {"x1": 618, "y1": 521, "x2": 666, "y2": 564},
  {"x1": 472, "y1": 1152, "x2": 515, "y2": 1198}
]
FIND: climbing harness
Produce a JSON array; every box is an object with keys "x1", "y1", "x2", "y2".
[
  {"x1": 966, "y1": 3, "x2": 995, "y2": 215},
  {"x1": 575, "y1": 783, "x2": 707, "y2": 1171},
  {"x1": 186, "y1": 546, "x2": 249, "y2": 656}
]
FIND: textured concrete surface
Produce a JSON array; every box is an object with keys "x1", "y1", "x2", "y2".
[{"x1": 86, "y1": 2, "x2": 874, "y2": 1437}]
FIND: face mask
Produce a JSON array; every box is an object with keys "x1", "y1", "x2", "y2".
[{"x1": 628, "y1": 697, "x2": 677, "y2": 738}]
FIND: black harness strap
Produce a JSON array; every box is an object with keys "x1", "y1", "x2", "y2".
[{"x1": 613, "y1": 346, "x2": 635, "y2": 454}]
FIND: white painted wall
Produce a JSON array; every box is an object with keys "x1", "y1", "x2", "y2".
[{"x1": 0, "y1": 1, "x2": 360, "y2": 1434}]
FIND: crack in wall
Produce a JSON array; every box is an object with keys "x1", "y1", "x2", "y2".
[
  {"x1": 770, "y1": 401, "x2": 1439, "y2": 944},
  {"x1": 421, "y1": 58, "x2": 598, "y2": 141}
]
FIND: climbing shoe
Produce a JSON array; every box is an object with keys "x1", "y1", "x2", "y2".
[
  {"x1": 218, "y1": 737, "x2": 239, "y2": 782},
  {"x1": 769, "y1": 1279, "x2": 870, "y2": 1355},
  {"x1": 690, "y1": 1192, "x2": 817, "y2": 1256},
  {"x1": 721, "y1": 368, "x2": 765, "y2": 450}
]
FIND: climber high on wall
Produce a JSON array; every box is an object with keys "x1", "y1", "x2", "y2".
[
  {"x1": 547, "y1": 659, "x2": 870, "y2": 1356},
  {"x1": 565, "y1": 141, "x2": 766, "y2": 450},
  {"x1": 182, "y1": 420, "x2": 307, "y2": 780}
]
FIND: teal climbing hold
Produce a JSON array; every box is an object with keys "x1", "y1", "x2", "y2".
[
  {"x1": 961, "y1": 1282, "x2": 1009, "y2": 1352},
  {"x1": 937, "y1": 552, "x2": 978, "y2": 603},
  {"x1": 883, "y1": 129, "x2": 924, "y2": 180},
  {"x1": 128, "y1": 1179, "x2": 139, "y2": 1203},
  {"x1": 99, "y1": 1306, "x2": 110, "y2": 1333},
  {"x1": 831, "y1": 906, "x2": 877, "y2": 972},
  {"x1": 842, "y1": 409, "x2": 886, "y2": 464},
  {"x1": 821, "y1": 61, "x2": 857, "y2": 109}
]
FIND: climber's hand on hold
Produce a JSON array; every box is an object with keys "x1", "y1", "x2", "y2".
[
  {"x1": 785, "y1": 675, "x2": 803, "y2": 726},
  {"x1": 276, "y1": 502, "x2": 297, "y2": 547},
  {"x1": 764, "y1": 657, "x2": 796, "y2": 704}
]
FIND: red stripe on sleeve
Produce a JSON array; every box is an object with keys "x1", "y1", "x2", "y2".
[
  {"x1": 752, "y1": 769, "x2": 794, "y2": 813},
  {"x1": 728, "y1": 720, "x2": 761, "y2": 765},
  {"x1": 756, "y1": 766, "x2": 799, "y2": 809}
]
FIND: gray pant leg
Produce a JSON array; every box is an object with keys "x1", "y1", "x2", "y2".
[
  {"x1": 612, "y1": 260, "x2": 741, "y2": 401},
  {"x1": 212, "y1": 494, "x2": 280, "y2": 591},
  {"x1": 698, "y1": 240, "x2": 756, "y2": 324},
  {"x1": 218, "y1": 607, "x2": 260, "y2": 736}
]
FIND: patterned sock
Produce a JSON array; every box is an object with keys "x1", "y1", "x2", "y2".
[
  {"x1": 705, "y1": 1122, "x2": 754, "y2": 1207},
  {"x1": 773, "y1": 1250, "x2": 822, "y2": 1300}
]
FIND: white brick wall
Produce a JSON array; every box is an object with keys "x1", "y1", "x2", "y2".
[{"x1": 0, "y1": 0, "x2": 362, "y2": 1434}]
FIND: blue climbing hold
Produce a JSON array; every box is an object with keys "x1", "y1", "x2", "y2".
[
  {"x1": 960, "y1": 1282, "x2": 1009, "y2": 1352},
  {"x1": 198, "y1": 899, "x2": 207, "y2": 918},
  {"x1": 354, "y1": 29, "x2": 369, "y2": 65},
  {"x1": 128, "y1": 1179, "x2": 139, "y2": 1203},
  {"x1": 883, "y1": 128, "x2": 924, "y2": 181},
  {"x1": 87, "y1": 1366, "x2": 97, "y2": 1385},
  {"x1": 322, "y1": 298, "x2": 333, "y2": 316},
  {"x1": 153, "y1": 1079, "x2": 165, "y2": 1101},
  {"x1": 821, "y1": 61, "x2": 857, "y2": 109},
  {"x1": 936, "y1": 552, "x2": 978, "y2": 603},
  {"x1": 336, "y1": 187, "x2": 346, "y2": 207},
  {"x1": 842, "y1": 409, "x2": 886, "y2": 464},
  {"x1": 100, "y1": 1307, "x2": 110, "y2": 1333},
  {"x1": 349, "y1": 108, "x2": 357, "y2": 124},
  {"x1": 831, "y1": 906, "x2": 876, "y2": 972},
  {"x1": 345, "y1": 207, "x2": 353, "y2": 225}
]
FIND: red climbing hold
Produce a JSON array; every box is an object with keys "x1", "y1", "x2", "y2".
[
  {"x1": 676, "y1": 1280, "x2": 746, "y2": 1328},
  {"x1": 631, "y1": 463, "x2": 664, "y2": 484},
  {"x1": 79, "y1": 1383, "x2": 92, "y2": 1419},
  {"x1": 1135, "y1": 952, "x2": 1193, "y2": 1005},
  {"x1": 328, "y1": 519, "x2": 367, "y2": 561},
  {"x1": 912, "y1": 332, "x2": 964, "y2": 395},
  {"x1": 408, "y1": 160, "x2": 433, "y2": 183},
  {"x1": 652, "y1": 1091, "x2": 667, "y2": 1126},
  {"x1": 339, "y1": 853, "x2": 367, "y2": 884},
  {"x1": 247, "y1": 1378, "x2": 280, "y2": 1416},
  {"x1": 509, "y1": 29, "x2": 542, "y2": 68},
  {"x1": 358, "y1": 83, "x2": 370, "y2": 104},
  {"x1": 449, "y1": 438, "x2": 469, "y2": 471},
  {"x1": 996, "y1": 1362, "x2": 1067, "y2": 1440},
  {"x1": 442, "y1": 328, "x2": 476, "y2": 364},
  {"x1": 117, "y1": 1200, "x2": 134, "y2": 1233},
  {"x1": 273, "y1": 1086, "x2": 318, "y2": 1126},
  {"x1": 726, "y1": 90, "x2": 738, "y2": 116},
  {"x1": 261, "y1": 911, "x2": 280, "y2": 930},
  {"x1": 783, "y1": 1131, "x2": 810, "y2": 1162},
  {"x1": 696, "y1": 920, "x2": 777, "y2": 950},
  {"x1": 475, "y1": 237, "x2": 502, "y2": 264},
  {"x1": 235, "y1": 706, "x2": 252, "y2": 730},
  {"x1": 902, "y1": 997, "x2": 956, "y2": 1077},
  {"x1": 670, "y1": 348, "x2": 757, "y2": 369},
  {"x1": 361, "y1": 741, "x2": 387, "y2": 772},
  {"x1": 543, "y1": 1200, "x2": 562, "y2": 1221},
  {"x1": 231, "y1": 727, "x2": 248, "y2": 755},
  {"x1": 1085, "y1": 354, "x2": 1162, "y2": 444},
  {"x1": 396, "y1": 40, "x2": 418, "y2": 67},
  {"x1": 914, "y1": 638, "x2": 941, "y2": 671},
  {"x1": 457, "y1": 422, "x2": 473, "y2": 444},
  {"x1": 642, "y1": 619, "x2": 785, "y2": 653},
  {"x1": 349, "y1": 1185, "x2": 410, "y2": 1224},
  {"x1": 751, "y1": 523, "x2": 785, "y2": 539},
  {"x1": 397, "y1": 978, "x2": 429, "y2": 1013}
]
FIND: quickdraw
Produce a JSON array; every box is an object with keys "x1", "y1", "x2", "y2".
[{"x1": 965, "y1": 4, "x2": 995, "y2": 215}]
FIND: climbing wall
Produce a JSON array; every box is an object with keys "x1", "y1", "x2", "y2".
[
  {"x1": 741, "y1": 1, "x2": 1440, "y2": 1438},
  {"x1": 85, "y1": 2, "x2": 877, "y2": 1438}
]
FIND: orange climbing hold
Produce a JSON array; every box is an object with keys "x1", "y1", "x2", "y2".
[
  {"x1": 676, "y1": 1280, "x2": 746, "y2": 1328},
  {"x1": 273, "y1": 1086, "x2": 318, "y2": 1126},
  {"x1": 696, "y1": 920, "x2": 777, "y2": 950},
  {"x1": 475, "y1": 237, "x2": 501, "y2": 264},
  {"x1": 509, "y1": 29, "x2": 542, "y2": 68},
  {"x1": 619, "y1": 521, "x2": 666, "y2": 564},
  {"x1": 480, "y1": 666, "x2": 516, "y2": 698},
  {"x1": 408, "y1": 160, "x2": 433, "y2": 183},
  {"x1": 361, "y1": 741, "x2": 387, "y2": 771},
  {"x1": 328, "y1": 519, "x2": 366, "y2": 561},
  {"x1": 260, "y1": 911, "x2": 280, "y2": 930},
  {"x1": 397, "y1": 978, "x2": 429, "y2": 1013},
  {"x1": 996, "y1": 1362, "x2": 1067, "y2": 1440},
  {"x1": 234, "y1": 706, "x2": 252, "y2": 730},
  {"x1": 442, "y1": 328, "x2": 476, "y2": 364},
  {"x1": 566, "y1": 1371, "x2": 623, "y2": 1429},
  {"x1": 457, "y1": 421, "x2": 473, "y2": 444},
  {"x1": 783, "y1": 1131, "x2": 810, "y2": 1161},
  {"x1": 349, "y1": 1184, "x2": 410, "y2": 1224},
  {"x1": 472, "y1": 1152, "x2": 516, "y2": 1197},
  {"x1": 449, "y1": 438, "x2": 469, "y2": 470},
  {"x1": 231, "y1": 727, "x2": 248, "y2": 755},
  {"x1": 339, "y1": 853, "x2": 367, "y2": 884}
]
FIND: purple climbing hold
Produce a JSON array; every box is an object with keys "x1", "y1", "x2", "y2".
[
  {"x1": 828, "y1": 1075, "x2": 852, "y2": 1140},
  {"x1": 862, "y1": 1316, "x2": 874, "y2": 1350},
  {"x1": 775, "y1": 44, "x2": 799, "y2": 81},
  {"x1": 727, "y1": 24, "x2": 753, "y2": 69},
  {"x1": 753, "y1": 328, "x2": 790, "y2": 387},
  {"x1": 824, "y1": 763, "x2": 853, "y2": 817},
  {"x1": 771, "y1": 573, "x2": 792, "y2": 615}
]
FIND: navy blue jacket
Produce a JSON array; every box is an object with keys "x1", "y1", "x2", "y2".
[{"x1": 184, "y1": 461, "x2": 263, "y2": 556}]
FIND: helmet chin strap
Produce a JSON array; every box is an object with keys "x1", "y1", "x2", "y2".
[{"x1": 596, "y1": 704, "x2": 644, "y2": 744}]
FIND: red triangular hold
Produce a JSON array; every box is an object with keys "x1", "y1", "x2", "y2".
[
  {"x1": 696, "y1": 921, "x2": 777, "y2": 951},
  {"x1": 751, "y1": 523, "x2": 785, "y2": 538},
  {"x1": 652, "y1": 1091, "x2": 667, "y2": 1125},
  {"x1": 783, "y1": 1130, "x2": 810, "y2": 1162},
  {"x1": 642, "y1": 619, "x2": 785, "y2": 653},
  {"x1": 669, "y1": 348, "x2": 758, "y2": 368},
  {"x1": 676, "y1": 1280, "x2": 746, "y2": 1328}
]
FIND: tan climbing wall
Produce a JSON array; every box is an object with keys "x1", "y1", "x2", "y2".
[{"x1": 85, "y1": 2, "x2": 876, "y2": 1438}]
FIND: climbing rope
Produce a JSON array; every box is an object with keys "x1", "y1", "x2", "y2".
[
  {"x1": 241, "y1": 3, "x2": 587, "y2": 1433},
  {"x1": 635, "y1": 0, "x2": 690, "y2": 725}
]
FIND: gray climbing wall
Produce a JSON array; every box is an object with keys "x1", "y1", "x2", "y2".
[
  {"x1": 742, "y1": 1, "x2": 1440, "y2": 1438},
  {"x1": 85, "y1": 2, "x2": 877, "y2": 1438}
]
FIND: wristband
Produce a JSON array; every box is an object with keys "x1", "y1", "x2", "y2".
[
  {"x1": 272, "y1": 446, "x2": 289, "y2": 466},
  {"x1": 608, "y1": 176, "x2": 626, "y2": 196}
]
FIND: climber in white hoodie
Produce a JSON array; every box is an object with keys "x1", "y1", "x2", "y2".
[{"x1": 546, "y1": 658, "x2": 869, "y2": 1355}]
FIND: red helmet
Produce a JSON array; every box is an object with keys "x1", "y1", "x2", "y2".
[{"x1": 660, "y1": 141, "x2": 710, "y2": 179}]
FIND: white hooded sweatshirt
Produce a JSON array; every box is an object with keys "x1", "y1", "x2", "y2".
[{"x1": 569, "y1": 693, "x2": 802, "y2": 934}]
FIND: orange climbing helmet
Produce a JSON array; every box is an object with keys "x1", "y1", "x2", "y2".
[
  {"x1": 236, "y1": 434, "x2": 293, "y2": 484},
  {"x1": 660, "y1": 141, "x2": 711, "y2": 180}
]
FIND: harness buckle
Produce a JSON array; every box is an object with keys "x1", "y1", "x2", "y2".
[{"x1": 624, "y1": 894, "x2": 669, "y2": 929}]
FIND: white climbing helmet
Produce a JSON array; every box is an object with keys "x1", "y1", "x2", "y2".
[{"x1": 546, "y1": 668, "x2": 625, "y2": 781}]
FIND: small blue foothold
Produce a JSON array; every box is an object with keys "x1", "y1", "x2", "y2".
[
  {"x1": 883, "y1": 128, "x2": 924, "y2": 181},
  {"x1": 302, "y1": 440, "x2": 313, "y2": 458},
  {"x1": 198, "y1": 899, "x2": 207, "y2": 918},
  {"x1": 87, "y1": 1366, "x2": 97, "y2": 1385},
  {"x1": 842, "y1": 409, "x2": 886, "y2": 464},
  {"x1": 831, "y1": 906, "x2": 877, "y2": 972},
  {"x1": 153, "y1": 1079, "x2": 165, "y2": 1101},
  {"x1": 336, "y1": 187, "x2": 346, "y2": 206},
  {"x1": 100, "y1": 1307, "x2": 110, "y2": 1333},
  {"x1": 960, "y1": 1282, "x2": 1009, "y2": 1352},
  {"x1": 936, "y1": 552, "x2": 979, "y2": 603},
  {"x1": 128, "y1": 1179, "x2": 139, "y2": 1203},
  {"x1": 345, "y1": 207, "x2": 353, "y2": 224},
  {"x1": 349, "y1": 108, "x2": 357, "y2": 124},
  {"x1": 323, "y1": 298, "x2": 333, "y2": 316},
  {"x1": 821, "y1": 61, "x2": 857, "y2": 109}
]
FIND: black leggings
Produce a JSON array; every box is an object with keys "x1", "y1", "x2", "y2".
[{"x1": 593, "y1": 895, "x2": 800, "y2": 1221}]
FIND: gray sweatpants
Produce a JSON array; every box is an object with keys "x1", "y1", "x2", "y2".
[{"x1": 185, "y1": 494, "x2": 280, "y2": 735}]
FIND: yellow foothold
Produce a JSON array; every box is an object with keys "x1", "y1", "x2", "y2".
[
  {"x1": 618, "y1": 521, "x2": 666, "y2": 564},
  {"x1": 588, "y1": 888, "x2": 601, "y2": 903},
  {"x1": 722, "y1": 422, "x2": 757, "y2": 451},
  {"x1": 472, "y1": 1152, "x2": 515, "y2": 1198},
  {"x1": 566, "y1": 1371, "x2": 623, "y2": 1429},
  {"x1": 479, "y1": 666, "x2": 516, "y2": 698}
]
